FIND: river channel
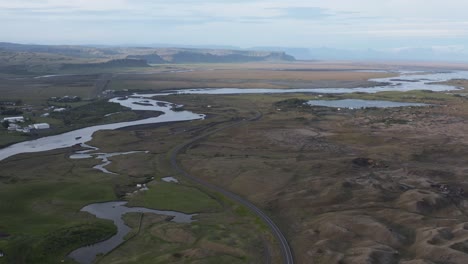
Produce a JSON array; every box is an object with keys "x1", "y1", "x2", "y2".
[
  {"x1": 68, "y1": 201, "x2": 196, "y2": 264},
  {"x1": 0, "y1": 70, "x2": 466, "y2": 161}
]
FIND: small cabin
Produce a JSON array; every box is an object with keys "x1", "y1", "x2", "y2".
[{"x1": 33, "y1": 123, "x2": 50, "y2": 130}]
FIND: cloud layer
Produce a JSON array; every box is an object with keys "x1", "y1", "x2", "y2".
[{"x1": 1, "y1": 0, "x2": 468, "y2": 51}]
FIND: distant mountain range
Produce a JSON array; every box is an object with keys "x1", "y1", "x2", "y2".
[
  {"x1": 0, "y1": 42, "x2": 295, "y2": 69},
  {"x1": 134, "y1": 43, "x2": 468, "y2": 62},
  {"x1": 250, "y1": 46, "x2": 468, "y2": 62},
  {"x1": 2, "y1": 41, "x2": 466, "y2": 76},
  {"x1": 0, "y1": 42, "x2": 297, "y2": 74},
  {"x1": 124, "y1": 48, "x2": 295, "y2": 64}
]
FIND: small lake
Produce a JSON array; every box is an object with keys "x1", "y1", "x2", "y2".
[
  {"x1": 306, "y1": 99, "x2": 428, "y2": 109},
  {"x1": 68, "y1": 201, "x2": 196, "y2": 264},
  {"x1": 139, "y1": 71, "x2": 468, "y2": 96},
  {"x1": 162, "y1": 176, "x2": 179, "y2": 183}
]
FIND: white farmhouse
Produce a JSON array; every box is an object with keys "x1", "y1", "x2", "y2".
[
  {"x1": 2, "y1": 116, "x2": 24, "y2": 123},
  {"x1": 33, "y1": 123, "x2": 50, "y2": 130},
  {"x1": 7, "y1": 124, "x2": 19, "y2": 131}
]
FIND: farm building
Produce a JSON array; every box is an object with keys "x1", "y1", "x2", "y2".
[
  {"x1": 32, "y1": 123, "x2": 50, "y2": 130},
  {"x1": 7, "y1": 124, "x2": 19, "y2": 131},
  {"x1": 2, "y1": 116, "x2": 24, "y2": 123}
]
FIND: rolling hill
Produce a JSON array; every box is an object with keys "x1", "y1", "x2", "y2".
[{"x1": 0, "y1": 42, "x2": 296, "y2": 75}]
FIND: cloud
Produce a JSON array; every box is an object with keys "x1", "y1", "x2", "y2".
[
  {"x1": 1, "y1": 0, "x2": 468, "y2": 50},
  {"x1": 270, "y1": 7, "x2": 331, "y2": 20}
]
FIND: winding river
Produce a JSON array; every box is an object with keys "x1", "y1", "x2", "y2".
[
  {"x1": 0, "y1": 70, "x2": 467, "y2": 161},
  {"x1": 68, "y1": 201, "x2": 196, "y2": 264},
  {"x1": 142, "y1": 71, "x2": 468, "y2": 96},
  {"x1": 69, "y1": 147, "x2": 149, "y2": 175},
  {"x1": 0, "y1": 97, "x2": 204, "y2": 161}
]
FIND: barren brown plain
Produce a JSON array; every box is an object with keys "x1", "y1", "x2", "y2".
[
  {"x1": 112, "y1": 67, "x2": 394, "y2": 91},
  {"x1": 171, "y1": 87, "x2": 468, "y2": 263}
]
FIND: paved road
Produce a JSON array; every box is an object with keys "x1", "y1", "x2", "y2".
[{"x1": 169, "y1": 112, "x2": 295, "y2": 264}]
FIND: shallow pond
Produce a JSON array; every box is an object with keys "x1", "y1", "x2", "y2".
[
  {"x1": 162, "y1": 176, "x2": 179, "y2": 183},
  {"x1": 138, "y1": 71, "x2": 468, "y2": 96},
  {"x1": 68, "y1": 201, "x2": 196, "y2": 264},
  {"x1": 306, "y1": 99, "x2": 428, "y2": 109}
]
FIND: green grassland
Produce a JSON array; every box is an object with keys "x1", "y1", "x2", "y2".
[
  {"x1": 128, "y1": 182, "x2": 223, "y2": 213},
  {"x1": 0, "y1": 78, "x2": 99, "y2": 105},
  {"x1": 0, "y1": 150, "x2": 118, "y2": 263},
  {"x1": 0, "y1": 100, "x2": 140, "y2": 147},
  {"x1": 97, "y1": 211, "x2": 267, "y2": 264},
  {"x1": 0, "y1": 94, "x2": 277, "y2": 262}
]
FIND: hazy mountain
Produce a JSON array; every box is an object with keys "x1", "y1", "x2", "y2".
[
  {"x1": 250, "y1": 47, "x2": 315, "y2": 60},
  {"x1": 0, "y1": 42, "x2": 119, "y2": 58},
  {"x1": 158, "y1": 49, "x2": 295, "y2": 63},
  {"x1": 307, "y1": 47, "x2": 468, "y2": 62},
  {"x1": 61, "y1": 59, "x2": 150, "y2": 70},
  {"x1": 0, "y1": 43, "x2": 295, "y2": 68},
  {"x1": 248, "y1": 45, "x2": 468, "y2": 62}
]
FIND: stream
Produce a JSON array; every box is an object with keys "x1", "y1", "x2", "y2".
[
  {"x1": 68, "y1": 201, "x2": 196, "y2": 264},
  {"x1": 69, "y1": 145, "x2": 149, "y2": 175}
]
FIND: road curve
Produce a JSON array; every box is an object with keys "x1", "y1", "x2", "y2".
[{"x1": 169, "y1": 111, "x2": 295, "y2": 264}]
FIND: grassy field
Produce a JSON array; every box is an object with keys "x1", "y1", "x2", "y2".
[
  {"x1": 97, "y1": 210, "x2": 268, "y2": 264},
  {"x1": 109, "y1": 69, "x2": 394, "y2": 92},
  {"x1": 0, "y1": 93, "x2": 277, "y2": 262},
  {"x1": 0, "y1": 99, "x2": 141, "y2": 147},
  {"x1": 0, "y1": 149, "x2": 118, "y2": 263},
  {"x1": 128, "y1": 182, "x2": 223, "y2": 213},
  {"x1": 0, "y1": 76, "x2": 99, "y2": 105}
]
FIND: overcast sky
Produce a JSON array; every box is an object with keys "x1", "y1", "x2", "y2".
[{"x1": 2, "y1": 0, "x2": 468, "y2": 51}]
